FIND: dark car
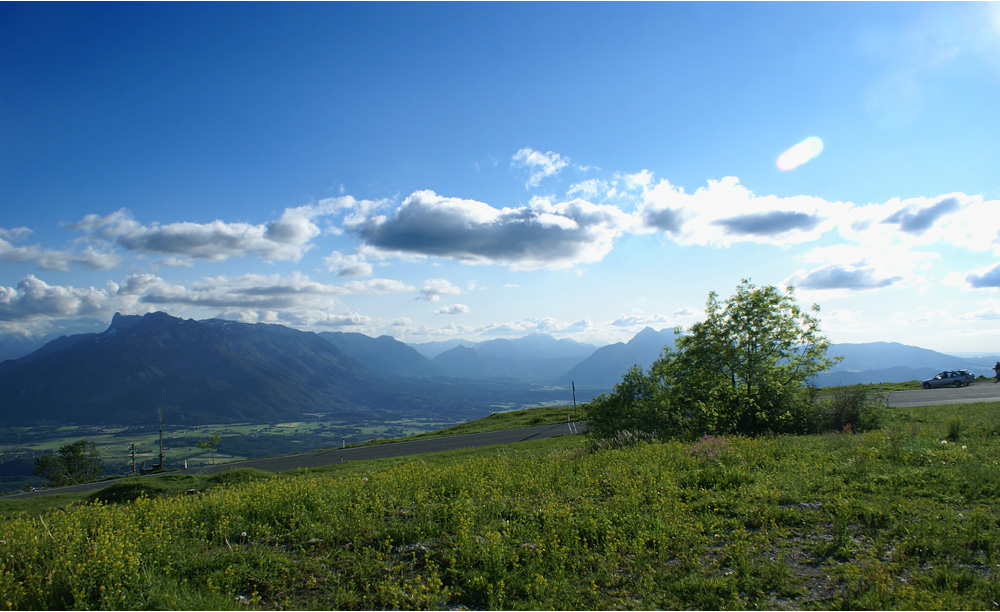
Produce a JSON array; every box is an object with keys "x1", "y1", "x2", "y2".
[{"x1": 921, "y1": 370, "x2": 975, "y2": 389}]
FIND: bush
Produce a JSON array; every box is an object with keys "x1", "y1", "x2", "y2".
[
  {"x1": 588, "y1": 429, "x2": 659, "y2": 452},
  {"x1": 88, "y1": 478, "x2": 168, "y2": 505},
  {"x1": 206, "y1": 468, "x2": 274, "y2": 486},
  {"x1": 946, "y1": 416, "x2": 962, "y2": 442},
  {"x1": 810, "y1": 385, "x2": 885, "y2": 434}
]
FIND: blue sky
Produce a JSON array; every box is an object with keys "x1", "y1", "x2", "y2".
[{"x1": 2, "y1": 2, "x2": 1000, "y2": 353}]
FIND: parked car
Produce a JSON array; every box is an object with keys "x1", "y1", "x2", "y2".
[{"x1": 921, "y1": 370, "x2": 975, "y2": 389}]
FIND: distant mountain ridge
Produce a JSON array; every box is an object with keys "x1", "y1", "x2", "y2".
[
  {"x1": 430, "y1": 333, "x2": 598, "y2": 383},
  {"x1": 2, "y1": 311, "x2": 997, "y2": 427},
  {"x1": 557, "y1": 327, "x2": 677, "y2": 389},
  {"x1": 319, "y1": 331, "x2": 446, "y2": 379},
  {"x1": 817, "y1": 342, "x2": 999, "y2": 386},
  {"x1": 0, "y1": 312, "x2": 387, "y2": 425}
]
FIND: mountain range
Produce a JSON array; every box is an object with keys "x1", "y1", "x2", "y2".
[{"x1": 0, "y1": 311, "x2": 996, "y2": 426}]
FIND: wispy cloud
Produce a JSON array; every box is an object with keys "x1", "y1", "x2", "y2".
[{"x1": 511, "y1": 147, "x2": 570, "y2": 188}]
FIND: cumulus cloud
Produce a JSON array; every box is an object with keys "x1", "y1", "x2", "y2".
[
  {"x1": 0, "y1": 228, "x2": 121, "y2": 271},
  {"x1": 343, "y1": 278, "x2": 414, "y2": 294},
  {"x1": 215, "y1": 308, "x2": 373, "y2": 328},
  {"x1": 418, "y1": 278, "x2": 462, "y2": 301},
  {"x1": 841, "y1": 193, "x2": 993, "y2": 254},
  {"x1": 965, "y1": 263, "x2": 1000, "y2": 289},
  {"x1": 637, "y1": 176, "x2": 843, "y2": 247},
  {"x1": 133, "y1": 272, "x2": 345, "y2": 311},
  {"x1": 0, "y1": 275, "x2": 118, "y2": 320},
  {"x1": 787, "y1": 264, "x2": 903, "y2": 291},
  {"x1": 643, "y1": 207, "x2": 684, "y2": 234},
  {"x1": 69, "y1": 207, "x2": 320, "y2": 263},
  {"x1": 323, "y1": 250, "x2": 373, "y2": 277},
  {"x1": 0, "y1": 269, "x2": 420, "y2": 328},
  {"x1": 351, "y1": 190, "x2": 632, "y2": 270},
  {"x1": 435, "y1": 303, "x2": 470, "y2": 315},
  {"x1": 882, "y1": 197, "x2": 960, "y2": 235},
  {"x1": 714, "y1": 211, "x2": 821, "y2": 237},
  {"x1": 512, "y1": 147, "x2": 570, "y2": 188}
]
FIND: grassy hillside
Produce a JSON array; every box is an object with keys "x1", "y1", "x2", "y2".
[{"x1": 3, "y1": 401, "x2": 1000, "y2": 609}]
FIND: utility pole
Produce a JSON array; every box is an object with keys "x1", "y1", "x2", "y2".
[
  {"x1": 569, "y1": 381, "x2": 579, "y2": 434},
  {"x1": 158, "y1": 406, "x2": 164, "y2": 469},
  {"x1": 130, "y1": 443, "x2": 136, "y2": 475}
]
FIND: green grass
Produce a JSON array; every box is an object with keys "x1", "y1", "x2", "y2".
[
  {"x1": 378, "y1": 404, "x2": 577, "y2": 442},
  {"x1": 2, "y1": 401, "x2": 1000, "y2": 609}
]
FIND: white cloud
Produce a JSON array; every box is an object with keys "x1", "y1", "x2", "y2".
[
  {"x1": 610, "y1": 312, "x2": 673, "y2": 327},
  {"x1": 963, "y1": 262, "x2": 1000, "y2": 289},
  {"x1": 511, "y1": 147, "x2": 570, "y2": 188},
  {"x1": 350, "y1": 190, "x2": 632, "y2": 270},
  {"x1": 0, "y1": 275, "x2": 121, "y2": 320},
  {"x1": 435, "y1": 303, "x2": 470, "y2": 315},
  {"x1": 344, "y1": 278, "x2": 414, "y2": 294},
  {"x1": 567, "y1": 178, "x2": 609, "y2": 199},
  {"x1": 0, "y1": 228, "x2": 121, "y2": 271},
  {"x1": 323, "y1": 250, "x2": 373, "y2": 277},
  {"x1": 637, "y1": 176, "x2": 845, "y2": 246},
  {"x1": 839, "y1": 193, "x2": 996, "y2": 255},
  {"x1": 69, "y1": 207, "x2": 320, "y2": 263},
  {"x1": 418, "y1": 278, "x2": 462, "y2": 301},
  {"x1": 215, "y1": 308, "x2": 373, "y2": 328},
  {"x1": 134, "y1": 272, "x2": 345, "y2": 311}
]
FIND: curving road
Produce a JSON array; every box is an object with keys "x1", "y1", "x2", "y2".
[
  {"x1": 5, "y1": 420, "x2": 587, "y2": 500},
  {"x1": 11, "y1": 384, "x2": 1000, "y2": 501},
  {"x1": 889, "y1": 380, "x2": 1000, "y2": 408}
]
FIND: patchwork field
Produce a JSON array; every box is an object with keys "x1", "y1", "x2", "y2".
[{"x1": 0, "y1": 416, "x2": 462, "y2": 493}]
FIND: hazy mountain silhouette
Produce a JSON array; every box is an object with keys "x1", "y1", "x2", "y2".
[
  {"x1": 431, "y1": 333, "x2": 598, "y2": 382},
  {"x1": 557, "y1": 327, "x2": 677, "y2": 388},
  {"x1": 3, "y1": 312, "x2": 996, "y2": 428},
  {"x1": 319, "y1": 331, "x2": 446, "y2": 378},
  {"x1": 0, "y1": 312, "x2": 387, "y2": 425}
]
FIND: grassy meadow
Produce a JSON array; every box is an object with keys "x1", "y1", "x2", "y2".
[{"x1": 2, "y1": 399, "x2": 1000, "y2": 610}]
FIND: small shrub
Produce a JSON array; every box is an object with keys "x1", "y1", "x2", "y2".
[
  {"x1": 205, "y1": 468, "x2": 274, "y2": 486},
  {"x1": 946, "y1": 416, "x2": 962, "y2": 442},
  {"x1": 811, "y1": 385, "x2": 885, "y2": 433},
  {"x1": 88, "y1": 478, "x2": 168, "y2": 505},
  {"x1": 589, "y1": 429, "x2": 659, "y2": 452}
]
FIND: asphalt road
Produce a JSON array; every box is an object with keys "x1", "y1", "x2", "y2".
[
  {"x1": 5, "y1": 420, "x2": 587, "y2": 500},
  {"x1": 889, "y1": 380, "x2": 1000, "y2": 408}
]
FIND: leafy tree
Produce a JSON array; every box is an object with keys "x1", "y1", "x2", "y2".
[
  {"x1": 585, "y1": 280, "x2": 841, "y2": 441},
  {"x1": 32, "y1": 439, "x2": 103, "y2": 487},
  {"x1": 196, "y1": 431, "x2": 222, "y2": 465}
]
